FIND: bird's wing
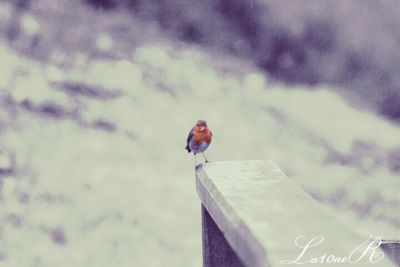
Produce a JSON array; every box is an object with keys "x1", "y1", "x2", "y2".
[{"x1": 185, "y1": 129, "x2": 193, "y2": 152}]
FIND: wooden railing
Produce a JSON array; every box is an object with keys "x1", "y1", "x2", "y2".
[{"x1": 196, "y1": 160, "x2": 400, "y2": 267}]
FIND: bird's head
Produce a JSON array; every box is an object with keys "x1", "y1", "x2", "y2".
[{"x1": 195, "y1": 120, "x2": 208, "y2": 132}]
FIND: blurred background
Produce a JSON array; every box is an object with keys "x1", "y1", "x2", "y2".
[{"x1": 0, "y1": 0, "x2": 400, "y2": 266}]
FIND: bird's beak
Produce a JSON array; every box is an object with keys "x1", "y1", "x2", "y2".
[{"x1": 200, "y1": 127, "x2": 205, "y2": 131}]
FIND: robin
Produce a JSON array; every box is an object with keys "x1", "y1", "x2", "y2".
[{"x1": 185, "y1": 120, "x2": 212, "y2": 168}]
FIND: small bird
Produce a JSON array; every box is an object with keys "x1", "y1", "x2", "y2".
[{"x1": 186, "y1": 120, "x2": 212, "y2": 168}]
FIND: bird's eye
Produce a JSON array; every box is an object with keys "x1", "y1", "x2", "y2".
[{"x1": 197, "y1": 124, "x2": 200, "y2": 127}]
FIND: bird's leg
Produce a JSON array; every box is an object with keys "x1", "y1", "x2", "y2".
[
  {"x1": 202, "y1": 152, "x2": 209, "y2": 163},
  {"x1": 193, "y1": 153, "x2": 198, "y2": 169}
]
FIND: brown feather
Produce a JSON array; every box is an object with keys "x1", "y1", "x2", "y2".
[{"x1": 192, "y1": 128, "x2": 212, "y2": 144}]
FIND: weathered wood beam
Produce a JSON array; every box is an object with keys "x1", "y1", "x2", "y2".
[
  {"x1": 196, "y1": 160, "x2": 398, "y2": 267},
  {"x1": 202, "y1": 205, "x2": 246, "y2": 267},
  {"x1": 380, "y1": 241, "x2": 400, "y2": 265}
]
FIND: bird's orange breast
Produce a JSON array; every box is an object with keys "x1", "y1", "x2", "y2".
[{"x1": 192, "y1": 129, "x2": 212, "y2": 144}]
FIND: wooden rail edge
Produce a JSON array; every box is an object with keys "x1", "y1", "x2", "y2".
[{"x1": 195, "y1": 160, "x2": 399, "y2": 267}]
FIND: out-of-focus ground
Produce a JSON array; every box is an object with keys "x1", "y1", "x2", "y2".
[{"x1": 0, "y1": 1, "x2": 399, "y2": 266}]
